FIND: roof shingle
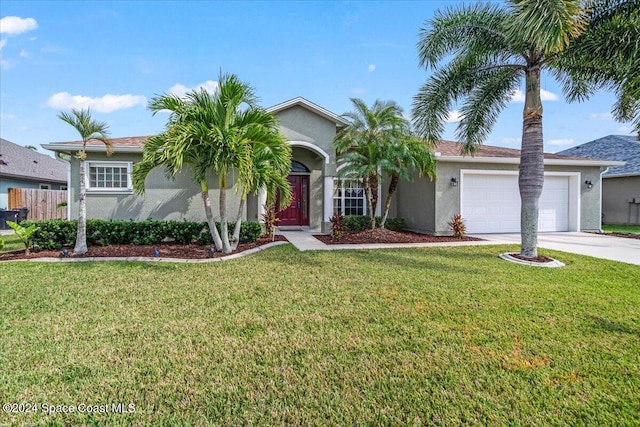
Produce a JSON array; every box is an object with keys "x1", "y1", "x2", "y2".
[
  {"x1": 557, "y1": 135, "x2": 639, "y2": 176},
  {"x1": 0, "y1": 138, "x2": 67, "y2": 183}
]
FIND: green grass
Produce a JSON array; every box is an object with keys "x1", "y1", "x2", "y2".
[
  {"x1": 1, "y1": 244, "x2": 639, "y2": 426},
  {"x1": 602, "y1": 224, "x2": 640, "y2": 234},
  {"x1": 0, "y1": 233, "x2": 23, "y2": 252}
]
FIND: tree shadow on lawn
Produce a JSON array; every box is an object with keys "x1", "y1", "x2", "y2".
[{"x1": 587, "y1": 315, "x2": 640, "y2": 336}]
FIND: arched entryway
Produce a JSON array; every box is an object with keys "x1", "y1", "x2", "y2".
[{"x1": 277, "y1": 160, "x2": 310, "y2": 226}]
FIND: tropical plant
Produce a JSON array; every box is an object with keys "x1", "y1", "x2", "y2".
[
  {"x1": 133, "y1": 73, "x2": 291, "y2": 254},
  {"x1": 24, "y1": 145, "x2": 37, "y2": 151},
  {"x1": 261, "y1": 204, "x2": 280, "y2": 241},
  {"x1": 57, "y1": 108, "x2": 112, "y2": 254},
  {"x1": 448, "y1": 214, "x2": 466, "y2": 239},
  {"x1": 412, "y1": 0, "x2": 639, "y2": 258},
  {"x1": 6, "y1": 220, "x2": 39, "y2": 255},
  {"x1": 335, "y1": 98, "x2": 430, "y2": 229},
  {"x1": 380, "y1": 136, "x2": 436, "y2": 228},
  {"x1": 330, "y1": 210, "x2": 346, "y2": 239}
]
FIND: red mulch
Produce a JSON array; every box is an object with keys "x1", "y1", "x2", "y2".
[
  {"x1": 507, "y1": 253, "x2": 555, "y2": 263},
  {"x1": 0, "y1": 235, "x2": 288, "y2": 261},
  {"x1": 589, "y1": 232, "x2": 640, "y2": 240},
  {"x1": 314, "y1": 228, "x2": 482, "y2": 245}
]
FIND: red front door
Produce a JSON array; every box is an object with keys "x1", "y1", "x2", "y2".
[{"x1": 277, "y1": 175, "x2": 309, "y2": 226}]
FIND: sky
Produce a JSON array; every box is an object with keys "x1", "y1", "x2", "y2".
[{"x1": 1, "y1": 0, "x2": 636, "y2": 157}]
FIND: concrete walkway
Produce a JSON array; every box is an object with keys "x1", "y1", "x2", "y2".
[
  {"x1": 478, "y1": 232, "x2": 640, "y2": 266},
  {"x1": 279, "y1": 230, "x2": 500, "y2": 251}
]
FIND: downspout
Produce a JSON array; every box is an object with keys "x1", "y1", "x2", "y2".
[{"x1": 599, "y1": 166, "x2": 609, "y2": 232}]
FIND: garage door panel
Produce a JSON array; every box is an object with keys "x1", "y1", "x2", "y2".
[{"x1": 462, "y1": 174, "x2": 569, "y2": 233}]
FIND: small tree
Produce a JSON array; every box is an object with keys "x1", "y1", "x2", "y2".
[
  {"x1": 6, "y1": 220, "x2": 39, "y2": 255},
  {"x1": 58, "y1": 108, "x2": 111, "y2": 254}
]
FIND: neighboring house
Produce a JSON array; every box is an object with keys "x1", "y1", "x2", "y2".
[
  {"x1": 0, "y1": 138, "x2": 68, "y2": 210},
  {"x1": 558, "y1": 135, "x2": 640, "y2": 225},
  {"x1": 42, "y1": 97, "x2": 621, "y2": 235}
]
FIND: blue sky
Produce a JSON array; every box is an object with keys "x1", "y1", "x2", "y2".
[{"x1": 1, "y1": 1, "x2": 636, "y2": 156}]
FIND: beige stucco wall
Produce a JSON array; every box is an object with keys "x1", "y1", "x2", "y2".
[
  {"x1": 68, "y1": 153, "x2": 243, "y2": 222},
  {"x1": 602, "y1": 176, "x2": 640, "y2": 225}
]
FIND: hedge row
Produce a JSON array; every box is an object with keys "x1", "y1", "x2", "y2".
[
  {"x1": 20, "y1": 219, "x2": 262, "y2": 250},
  {"x1": 343, "y1": 215, "x2": 405, "y2": 232}
]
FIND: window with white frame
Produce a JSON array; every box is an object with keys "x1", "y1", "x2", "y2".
[
  {"x1": 87, "y1": 162, "x2": 132, "y2": 191},
  {"x1": 333, "y1": 179, "x2": 366, "y2": 216}
]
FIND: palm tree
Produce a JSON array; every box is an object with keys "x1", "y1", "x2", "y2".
[
  {"x1": 412, "y1": 0, "x2": 638, "y2": 258},
  {"x1": 133, "y1": 73, "x2": 291, "y2": 254},
  {"x1": 379, "y1": 137, "x2": 436, "y2": 228},
  {"x1": 334, "y1": 98, "x2": 412, "y2": 229},
  {"x1": 58, "y1": 108, "x2": 111, "y2": 254}
]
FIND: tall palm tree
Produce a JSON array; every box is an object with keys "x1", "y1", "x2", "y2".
[
  {"x1": 413, "y1": 0, "x2": 638, "y2": 258},
  {"x1": 58, "y1": 108, "x2": 111, "y2": 254},
  {"x1": 133, "y1": 73, "x2": 291, "y2": 254},
  {"x1": 335, "y1": 98, "x2": 412, "y2": 229}
]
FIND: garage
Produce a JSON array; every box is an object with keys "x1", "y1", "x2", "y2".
[{"x1": 461, "y1": 171, "x2": 576, "y2": 234}]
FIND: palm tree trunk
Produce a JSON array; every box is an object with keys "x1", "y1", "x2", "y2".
[
  {"x1": 369, "y1": 174, "x2": 379, "y2": 229},
  {"x1": 380, "y1": 174, "x2": 399, "y2": 228},
  {"x1": 230, "y1": 195, "x2": 246, "y2": 251},
  {"x1": 74, "y1": 158, "x2": 88, "y2": 254},
  {"x1": 362, "y1": 176, "x2": 374, "y2": 229},
  {"x1": 519, "y1": 67, "x2": 544, "y2": 258},
  {"x1": 219, "y1": 174, "x2": 231, "y2": 253},
  {"x1": 201, "y1": 180, "x2": 223, "y2": 251}
]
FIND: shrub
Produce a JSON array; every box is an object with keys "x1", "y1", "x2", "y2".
[
  {"x1": 24, "y1": 219, "x2": 262, "y2": 250},
  {"x1": 342, "y1": 215, "x2": 405, "y2": 232},
  {"x1": 330, "y1": 211, "x2": 346, "y2": 238},
  {"x1": 448, "y1": 214, "x2": 466, "y2": 238}
]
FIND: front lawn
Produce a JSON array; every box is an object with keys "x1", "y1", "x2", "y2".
[
  {"x1": 602, "y1": 224, "x2": 640, "y2": 234},
  {"x1": 0, "y1": 232, "x2": 22, "y2": 251},
  {"x1": 1, "y1": 245, "x2": 639, "y2": 426}
]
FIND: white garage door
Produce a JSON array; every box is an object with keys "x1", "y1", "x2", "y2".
[{"x1": 462, "y1": 173, "x2": 569, "y2": 233}]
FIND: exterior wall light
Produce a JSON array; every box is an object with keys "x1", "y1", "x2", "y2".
[
  {"x1": 450, "y1": 177, "x2": 458, "y2": 187},
  {"x1": 585, "y1": 180, "x2": 593, "y2": 189}
]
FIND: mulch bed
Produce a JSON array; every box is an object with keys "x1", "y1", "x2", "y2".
[
  {"x1": 0, "y1": 235, "x2": 288, "y2": 261},
  {"x1": 506, "y1": 253, "x2": 555, "y2": 263},
  {"x1": 589, "y1": 232, "x2": 640, "y2": 240},
  {"x1": 314, "y1": 228, "x2": 482, "y2": 245}
]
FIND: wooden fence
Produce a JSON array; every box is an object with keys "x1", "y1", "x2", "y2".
[{"x1": 8, "y1": 188, "x2": 68, "y2": 221}]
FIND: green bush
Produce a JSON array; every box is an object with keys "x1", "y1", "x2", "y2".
[
  {"x1": 23, "y1": 219, "x2": 262, "y2": 250},
  {"x1": 342, "y1": 215, "x2": 405, "y2": 232}
]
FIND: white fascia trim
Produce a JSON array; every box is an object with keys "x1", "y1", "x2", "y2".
[
  {"x1": 267, "y1": 97, "x2": 349, "y2": 126},
  {"x1": 289, "y1": 140, "x2": 331, "y2": 165},
  {"x1": 42, "y1": 144, "x2": 143, "y2": 153},
  {"x1": 436, "y1": 155, "x2": 624, "y2": 168}
]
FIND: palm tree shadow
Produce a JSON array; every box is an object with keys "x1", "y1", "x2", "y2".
[{"x1": 587, "y1": 315, "x2": 639, "y2": 336}]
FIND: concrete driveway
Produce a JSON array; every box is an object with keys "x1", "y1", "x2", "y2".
[{"x1": 477, "y1": 232, "x2": 640, "y2": 266}]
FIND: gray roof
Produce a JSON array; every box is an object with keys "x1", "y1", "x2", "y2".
[
  {"x1": 557, "y1": 135, "x2": 639, "y2": 177},
  {"x1": 0, "y1": 138, "x2": 68, "y2": 183}
]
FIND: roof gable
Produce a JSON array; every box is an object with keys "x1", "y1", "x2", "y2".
[
  {"x1": 0, "y1": 138, "x2": 67, "y2": 183},
  {"x1": 267, "y1": 97, "x2": 349, "y2": 127},
  {"x1": 557, "y1": 135, "x2": 639, "y2": 177}
]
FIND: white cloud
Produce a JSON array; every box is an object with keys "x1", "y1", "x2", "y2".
[
  {"x1": 0, "y1": 39, "x2": 6, "y2": 50},
  {"x1": 367, "y1": 64, "x2": 376, "y2": 73},
  {"x1": 445, "y1": 110, "x2": 462, "y2": 123},
  {"x1": 0, "y1": 16, "x2": 38, "y2": 35},
  {"x1": 0, "y1": 59, "x2": 15, "y2": 69},
  {"x1": 168, "y1": 80, "x2": 219, "y2": 98},
  {"x1": 45, "y1": 92, "x2": 147, "y2": 113},
  {"x1": 1, "y1": 113, "x2": 16, "y2": 120},
  {"x1": 510, "y1": 88, "x2": 558, "y2": 103},
  {"x1": 350, "y1": 87, "x2": 366, "y2": 95},
  {"x1": 617, "y1": 125, "x2": 637, "y2": 134},
  {"x1": 548, "y1": 138, "x2": 574, "y2": 146},
  {"x1": 589, "y1": 112, "x2": 613, "y2": 121},
  {"x1": 19, "y1": 49, "x2": 28, "y2": 58}
]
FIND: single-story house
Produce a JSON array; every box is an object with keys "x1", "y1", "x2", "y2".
[
  {"x1": 557, "y1": 135, "x2": 639, "y2": 225},
  {"x1": 0, "y1": 138, "x2": 68, "y2": 210},
  {"x1": 42, "y1": 97, "x2": 622, "y2": 234}
]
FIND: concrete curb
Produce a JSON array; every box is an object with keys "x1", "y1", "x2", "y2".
[
  {"x1": 499, "y1": 252, "x2": 565, "y2": 268},
  {"x1": 1, "y1": 241, "x2": 289, "y2": 264}
]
